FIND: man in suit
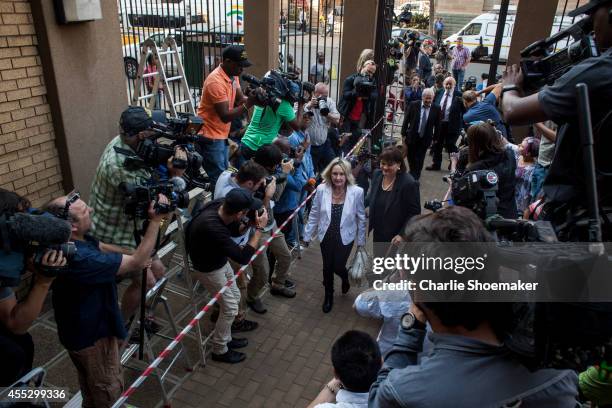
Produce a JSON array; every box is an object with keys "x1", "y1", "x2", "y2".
[
  {"x1": 427, "y1": 76, "x2": 464, "y2": 171},
  {"x1": 401, "y1": 88, "x2": 441, "y2": 180}
]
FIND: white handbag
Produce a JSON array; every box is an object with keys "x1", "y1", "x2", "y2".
[{"x1": 348, "y1": 247, "x2": 371, "y2": 287}]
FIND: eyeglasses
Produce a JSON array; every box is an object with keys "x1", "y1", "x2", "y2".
[{"x1": 61, "y1": 190, "x2": 80, "y2": 220}]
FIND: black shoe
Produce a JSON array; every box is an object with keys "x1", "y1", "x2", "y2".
[
  {"x1": 228, "y1": 337, "x2": 248, "y2": 349},
  {"x1": 246, "y1": 298, "x2": 267, "y2": 314},
  {"x1": 211, "y1": 349, "x2": 246, "y2": 364},
  {"x1": 425, "y1": 165, "x2": 441, "y2": 171},
  {"x1": 231, "y1": 319, "x2": 259, "y2": 333},
  {"x1": 342, "y1": 279, "x2": 350, "y2": 294},
  {"x1": 284, "y1": 279, "x2": 296, "y2": 290},
  {"x1": 270, "y1": 284, "x2": 296, "y2": 298},
  {"x1": 322, "y1": 293, "x2": 333, "y2": 313}
]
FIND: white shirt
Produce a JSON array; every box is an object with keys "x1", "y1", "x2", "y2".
[
  {"x1": 315, "y1": 389, "x2": 369, "y2": 408},
  {"x1": 328, "y1": 12, "x2": 334, "y2": 24}
]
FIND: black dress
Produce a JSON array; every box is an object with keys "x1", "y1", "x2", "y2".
[{"x1": 320, "y1": 203, "x2": 354, "y2": 294}]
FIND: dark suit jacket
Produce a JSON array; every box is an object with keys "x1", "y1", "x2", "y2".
[
  {"x1": 365, "y1": 170, "x2": 421, "y2": 241},
  {"x1": 436, "y1": 90, "x2": 465, "y2": 137},
  {"x1": 401, "y1": 101, "x2": 441, "y2": 146}
]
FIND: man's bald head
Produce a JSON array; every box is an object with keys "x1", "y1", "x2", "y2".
[{"x1": 314, "y1": 82, "x2": 329, "y2": 98}]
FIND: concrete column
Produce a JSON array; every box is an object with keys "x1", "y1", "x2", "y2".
[
  {"x1": 243, "y1": 0, "x2": 280, "y2": 78},
  {"x1": 339, "y1": 0, "x2": 378, "y2": 84},
  {"x1": 30, "y1": 0, "x2": 127, "y2": 199},
  {"x1": 507, "y1": 0, "x2": 558, "y2": 66}
]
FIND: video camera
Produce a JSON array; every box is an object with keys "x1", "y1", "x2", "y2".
[
  {"x1": 241, "y1": 71, "x2": 315, "y2": 112},
  {"x1": 119, "y1": 180, "x2": 189, "y2": 219},
  {"x1": 449, "y1": 170, "x2": 499, "y2": 219},
  {"x1": 520, "y1": 16, "x2": 598, "y2": 92},
  {"x1": 0, "y1": 211, "x2": 76, "y2": 286}
]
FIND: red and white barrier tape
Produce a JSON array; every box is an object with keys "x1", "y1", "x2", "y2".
[{"x1": 111, "y1": 117, "x2": 383, "y2": 408}]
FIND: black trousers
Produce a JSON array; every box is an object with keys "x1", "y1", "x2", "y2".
[
  {"x1": 0, "y1": 324, "x2": 34, "y2": 386},
  {"x1": 407, "y1": 140, "x2": 429, "y2": 181},
  {"x1": 431, "y1": 122, "x2": 459, "y2": 168},
  {"x1": 320, "y1": 236, "x2": 353, "y2": 294}
]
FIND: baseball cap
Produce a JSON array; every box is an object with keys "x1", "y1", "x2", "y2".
[
  {"x1": 224, "y1": 188, "x2": 263, "y2": 213},
  {"x1": 222, "y1": 45, "x2": 252, "y2": 67},
  {"x1": 569, "y1": 0, "x2": 612, "y2": 17},
  {"x1": 120, "y1": 106, "x2": 153, "y2": 136}
]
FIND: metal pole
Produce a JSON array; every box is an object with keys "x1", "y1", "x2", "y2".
[{"x1": 487, "y1": 0, "x2": 510, "y2": 86}]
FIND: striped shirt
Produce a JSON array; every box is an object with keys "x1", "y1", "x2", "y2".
[
  {"x1": 90, "y1": 136, "x2": 152, "y2": 249},
  {"x1": 451, "y1": 45, "x2": 471, "y2": 71}
]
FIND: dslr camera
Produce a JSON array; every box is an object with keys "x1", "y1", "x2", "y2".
[
  {"x1": 253, "y1": 174, "x2": 288, "y2": 201},
  {"x1": 317, "y1": 97, "x2": 330, "y2": 116},
  {"x1": 119, "y1": 182, "x2": 189, "y2": 219}
]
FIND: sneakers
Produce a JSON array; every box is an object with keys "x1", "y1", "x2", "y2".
[
  {"x1": 231, "y1": 319, "x2": 259, "y2": 333},
  {"x1": 246, "y1": 298, "x2": 268, "y2": 314},
  {"x1": 211, "y1": 349, "x2": 246, "y2": 364},
  {"x1": 270, "y1": 284, "x2": 296, "y2": 298},
  {"x1": 227, "y1": 337, "x2": 248, "y2": 349}
]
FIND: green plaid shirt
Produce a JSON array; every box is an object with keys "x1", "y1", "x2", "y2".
[{"x1": 90, "y1": 136, "x2": 151, "y2": 249}]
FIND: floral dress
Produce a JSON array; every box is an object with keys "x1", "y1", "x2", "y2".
[{"x1": 515, "y1": 161, "x2": 536, "y2": 214}]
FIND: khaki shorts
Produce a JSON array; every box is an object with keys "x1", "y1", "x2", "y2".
[{"x1": 68, "y1": 336, "x2": 124, "y2": 408}]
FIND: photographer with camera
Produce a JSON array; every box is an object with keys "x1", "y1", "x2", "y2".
[
  {"x1": 239, "y1": 72, "x2": 305, "y2": 163},
  {"x1": 435, "y1": 41, "x2": 452, "y2": 72},
  {"x1": 337, "y1": 60, "x2": 377, "y2": 152},
  {"x1": 43, "y1": 192, "x2": 169, "y2": 406},
  {"x1": 250, "y1": 144, "x2": 297, "y2": 303},
  {"x1": 368, "y1": 206, "x2": 579, "y2": 408},
  {"x1": 213, "y1": 160, "x2": 269, "y2": 331},
  {"x1": 0, "y1": 189, "x2": 68, "y2": 386},
  {"x1": 90, "y1": 106, "x2": 186, "y2": 327},
  {"x1": 462, "y1": 85, "x2": 509, "y2": 138},
  {"x1": 416, "y1": 44, "x2": 433, "y2": 87},
  {"x1": 196, "y1": 45, "x2": 258, "y2": 184},
  {"x1": 501, "y1": 0, "x2": 612, "y2": 232},
  {"x1": 450, "y1": 37, "x2": 471, "y2": 93},
  {"x1": 304, "y1": 82, "x2": 340, "y2": 173},
  {"x1": 186, "y1": 188, "x2": 268, "y2": 364}
]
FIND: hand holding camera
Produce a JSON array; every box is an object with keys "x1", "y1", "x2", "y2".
[
  {"x1": 37, "y1": 249, "x2": 68, "y2": 281},
  {"x1": 254, "y1": 206, "x2": 269, "y2": 230},
  {"x1": 264, "y1": 177, "x2": 277, "y2": 201},
  {"x1": 167, "y1": 146, "x2": 188, "y2": 178},
  {"x1": 148, "y1": 194, "x2": 171, "y2": 222},
  {"x1": 308, "y1": 96, "x2": 319, "y2": 109}
]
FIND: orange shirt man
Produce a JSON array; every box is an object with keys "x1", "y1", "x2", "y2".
[{"x1": 196, "y1": 45, "x2": 256, "y2": 183}]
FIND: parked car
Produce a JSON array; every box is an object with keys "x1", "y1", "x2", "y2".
[{"x1": 123, "y1": 31, "x2": 183, "y2": 80}]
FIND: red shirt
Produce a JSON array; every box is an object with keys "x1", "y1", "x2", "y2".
[{"x1": 349, "y1": 98, "x2": 364, "y2": 121}]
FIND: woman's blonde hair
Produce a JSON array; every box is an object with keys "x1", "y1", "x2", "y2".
[
  {"x1": 321, "y1": 158, "x2": 355, "y2": 187},
  {"x1": 356, "y1": 49, "x2": 375, "y2": 71}
]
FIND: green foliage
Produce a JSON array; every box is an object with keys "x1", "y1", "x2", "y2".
[{"x1": 410, "y1": 13, "x2": 430, "y2": 30}]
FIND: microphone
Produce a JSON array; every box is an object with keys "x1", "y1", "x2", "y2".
[
  {"x1": 169, "y1": 176, "x2": 187, "y2": 192},
  {"x1": 9, "y1": 212, "x2": 72, "y2": 245}
]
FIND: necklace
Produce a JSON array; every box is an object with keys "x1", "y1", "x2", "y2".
[{"x1": 382, "y1": 177, "x2": 396, "y2": 191}]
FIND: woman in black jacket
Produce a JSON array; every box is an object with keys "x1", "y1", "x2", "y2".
[
  {"x1": 454, "y1": 122, "x2": 517, "y2": 219},
  {"x1": 366, "y1": 147, "x2": 421, "y2": 243}
]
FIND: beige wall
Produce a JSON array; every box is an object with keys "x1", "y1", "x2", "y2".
[
  {"x1": 31, "y1": 0, "x2": 126, "y2": 200},
  {"x1": 0, "y1": 0, "x2": 63, "y2": 208},
  {"x1": 339, "y1": 0, "x2": 378, "y2": 85},
  {"x1": 244, "y1": 0, "x2": 280, "y2": 78}
]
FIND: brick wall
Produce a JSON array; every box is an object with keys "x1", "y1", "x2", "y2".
[{"x1": 0, "y1": 0, "x2": 63, "y2": 208}]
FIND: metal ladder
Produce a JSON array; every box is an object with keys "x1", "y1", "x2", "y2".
[{"x1": 131, "y1": 35, "x2": 195, "y2": 116}]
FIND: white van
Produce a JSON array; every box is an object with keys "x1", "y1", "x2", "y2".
[{"x1": 444, "y1": 8, "x2": 574, "y2": 61}]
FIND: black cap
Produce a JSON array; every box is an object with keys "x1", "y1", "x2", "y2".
[
  {"x1": 120, "y1": 106, "x2": 153, "y2": 136},
  {"x1": 224, "y1": 188, "x2": 262, "y2": 213},
  {"x1": 222, "y1": 45, "x2": 252, "y2": 67},
  {"x1": 569, "y1": 0, "x2": 612, "y2": 17}
]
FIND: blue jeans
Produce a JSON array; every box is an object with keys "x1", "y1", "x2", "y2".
[
  {"x1": 453, "y1": 68, "x2": 465, "y2": 92},
  {"x1": 197, "y1": 138, "x2": 228, "y2": 185},
  {"x1": 531, "y1": 163, "x2": 548, "y2": 199}
]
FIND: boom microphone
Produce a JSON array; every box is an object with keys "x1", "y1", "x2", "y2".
[
  {"x1": 9, "y1": 212, "x2": 72, "y2": 245},
  {"x1": 170, "y1": 176, "x2": 187, "y2": 192}
]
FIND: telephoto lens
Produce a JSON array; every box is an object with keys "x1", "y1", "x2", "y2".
[{"x1": 318, "y1": 97, "x2": 330, "y2": 116}]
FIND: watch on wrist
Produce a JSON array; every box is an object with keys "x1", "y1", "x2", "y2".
[
  {"x1": 400, "y1": 312, "x2": 426, "y2": 331},
  {"x1": 502, "y1": 85, "x2": 521, "y2": 95}
]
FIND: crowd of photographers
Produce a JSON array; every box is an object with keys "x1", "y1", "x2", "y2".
[{"x1": 1, "y1": 0, "x2": 612, "y2": 406}]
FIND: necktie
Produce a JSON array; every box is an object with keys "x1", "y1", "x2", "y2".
[
  {"x1": 442, "y1": 93, "x2": 449, "y2": 120},
  {"x1": 419, "y1": 106, "x2": 428, "y2": 137}
]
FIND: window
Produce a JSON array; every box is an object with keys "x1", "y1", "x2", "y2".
[
  {"x1": 484, "y1": 23, "x2": 512, "y2": 38},
  {"x1": 462, "y1": 23, "x2": 482, "y2": 36}
]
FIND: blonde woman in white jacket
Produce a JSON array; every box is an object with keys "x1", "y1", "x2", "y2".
[{"x1": 304, "y1": 158, "x2": 367, "y2": 313}]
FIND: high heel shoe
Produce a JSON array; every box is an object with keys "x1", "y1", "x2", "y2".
[{"x1": 322, "y1": 292, "x2": 333, "y2": 313}]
